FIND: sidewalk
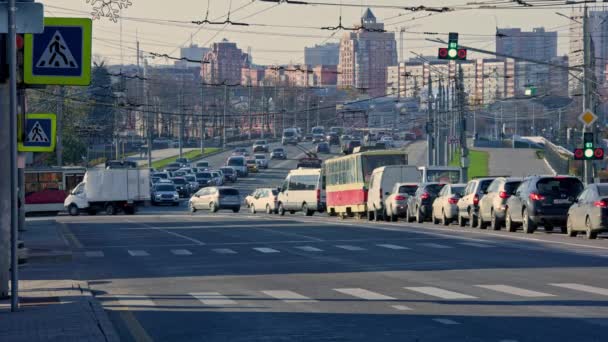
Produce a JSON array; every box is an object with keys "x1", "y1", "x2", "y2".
[{"x1": 0, "y1": 220, "x2": 119, "y2": 341}]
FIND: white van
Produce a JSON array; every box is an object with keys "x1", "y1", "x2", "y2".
[
  {"x1": 277, "y1": 168, "x2": 325, "y2": 216},
  {"x1": 282, "y1": 128, "x2": 298, "y2": 145},
  {"x1": 367, "y1": 165, "x2": 419, "y2": 218},
  {"x1": 226, "y1": 156, "x2": 248, "y2": 177}
]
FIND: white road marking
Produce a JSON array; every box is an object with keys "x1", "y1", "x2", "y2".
[
  {"x1": 253, "y1": 247, "x2": 280, "y2": 253},
  {"x1": 404, "y1": 286, "x2": 477, "y2": 299},
  {"x1": 125, "y1": 219, "x2": 205, "y2": 245},
  {"x1": 127, "y1": 250, "x2": 149, "y2": 257},
  {"x1": 334, "y1": 288, "x2": 396, "y2": 300},
  {"x1": 391, "y1": 305, "x2": 413, "y2": 311},
  {"x1": 190, "y1": 292, "x2": 237, "y2": 305},
  {"x1": 550, "y1": 283, "x2": 608, "y2": 296},
  {"x1": 377, "y1": 244, "x2": 409, "y2": 250},
  {"x1": 295, "y1": 246, "x2": 323, "y2": 252},
  {"x1": 418, "y1": 243, "x2": 452, "y2": 249},
  {"x1": 171, "y1": 249, "x2": 193, "y2": 256},
  {"x1": 459, "y1": 242, "x2": 494, "y2": 248},
  {"x1": 335, "y1": 245, "x2": 365, "y2": 251},
  {"x1": 432, "y1": 318, "x2": 460, "y2": 325},
  {"x1": 475, "y1": 285, "x2": 555, "y2": 298},
  {"x1": 212, "y1": 248, "x2": 237, "y2": 254},
  {"x1": 85, "y1": 251, "x2": 104, "y2": 257},
  {"x1": 118, "y1": 295, "x2": 155, "y2": 307},
  {"x1": 261, "y1": 290, "x2": 317, "y2": 303}
]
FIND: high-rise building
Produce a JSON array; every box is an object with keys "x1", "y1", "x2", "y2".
[
  {"x1": 496, "y1": 27, "x2": 557, "y2": 61},
  {"x1": 312, "y1": 65, "x2": 338, "y2": 86},
  {"x1": 337, "y1": 8, "x2": 398, "y2": 96},
  {"x1": 305, "y1": 43, "x2": 340, "y2": 66},
  {"x1": 176, "y1": 44, "x2": 210, "y2": 68},
  {"x1": 200, "y1": 39, "x2": 249, "y2": 84}
]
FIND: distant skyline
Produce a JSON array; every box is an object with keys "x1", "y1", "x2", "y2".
[{"x1": 39, "y1": 0, "x2": 607, "y2": 66}]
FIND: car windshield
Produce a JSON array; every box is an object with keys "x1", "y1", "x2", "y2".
[
  {"x1": 228, "y1": 158, "x2": 244, "y2": 166},
  {"x1": 255, "y1": 155, "x2": 265, "y2": 159},
  {"x1": 211, "y1": 172, "x2": 219, "y2": 177},
  {"x1": 219, "y1": 188, "x2": 239, "y2": 196},
  {"x1": 197, "y1": 162, "x2": 209, "y2": 167},
  {"x1": 154, "y1": 173, "x2": 168, "y2": 179},
  {"x1": 221, "y1": 168, "x2": 234, "y2": 174},
  {"x1": 536, "y1": 177, "x2": 583, "y2": 196},
  {"x1": 273, "y1": 148, "x2": 284, "y2": 153},
  {"x1": 172, "y1": 178, "x2": 186, "y2": 184},
  {"x1": 246, "y1": 160, "x2": 255, "y2": 164},
  {"x1": 155, "y1": 185, "x2": 175, "y2": 192},
  {"x1": 255, "y1": 140, "x2": 266, "y2": 145},
  {"x1": 196, "y1": 173, "x2": 211, "y2": 178},
  {"x1": 504, "y1": 181, "x2": 522, "y2": 194},
  {"x1": 284, "y1": 131, "x2": 294, "y2": 137},
  {"x1": 167, "y1": 163, "x2": 181, "y2": 168},
  {"x1": 598, "y1": 185, "x2": 608, "y2": 196},
  {"x1": 398, "y1": 185, "x2": 418, "y2": 195}
]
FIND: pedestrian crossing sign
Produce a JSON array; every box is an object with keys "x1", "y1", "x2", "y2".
[
  {"x1": 18, "y1": 113, "x2": 56, "y2": 152},
  {"x1": 24, "y1": 17, "x2": 92, "y2": 86}
]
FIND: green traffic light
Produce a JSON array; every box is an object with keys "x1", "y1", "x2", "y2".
[
  {"x1": 584, "y1": 148, "x2": 594, "y2": 159},
  {"x1": 448, "y1": 48, "x2": 457, "y2": 58}
]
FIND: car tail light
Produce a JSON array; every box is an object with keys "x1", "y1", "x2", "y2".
[
  {"x1": 473, "y1": 194, "x2": 479, "y2": 206},
  {"x1": 448, "y1": 197, "x2": 459, "y2": 204},
  {"x1": 420, "y1": 192, "x2": 430, "y2": 200},
  {"x1": 594, "y1": 200, "x2": 608, "y2": 208},
  {"x1": 395, "y1": 195, "x2": 406, "y2": 201},
  {"x1": 529, "y1": 192, "x2": 545, "y2": 201},
  {"x1": 499, "y1": 191, "x2": 510, "y2": 199},
  {"x1": 316, "y1": 189, "x2": 320, "y2": 202}
]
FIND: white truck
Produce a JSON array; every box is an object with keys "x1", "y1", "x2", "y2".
[{"x1": 64, "y1": 169, "x2": 151, "y2": 216}]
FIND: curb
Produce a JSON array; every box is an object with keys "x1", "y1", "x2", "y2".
[{"x1": 76, "y1": 281, "x2": 122, "y2": 342}]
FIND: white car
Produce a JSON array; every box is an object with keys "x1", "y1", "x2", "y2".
[
  {"x1": 210, "y1": 171, "x2": 224, "y2": 186},
  {"x1": 245, "y1": 188, "x2": 279, "y2": 214},
  {"x1": 380, "y1": 136, "x2": 394, "y2": 147},
  {"x1": 254, "y1": 154, "x2": 269, "y2": 169}
]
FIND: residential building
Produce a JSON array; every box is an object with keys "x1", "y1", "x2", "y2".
[
  {"x1": 241, "y1": 67, "x2": 265, "y2": 86},
  {"x1": 175, "y1": 44, "x2": 210, "y2": 68},
  {"x1": 312, "y1": 65, "x2": 338, "y2": 87},
  {"x1": 496, "y1": 27, "x2": 558, "y2": 61},
  {"x1": 337, "y1": 8, "x2": 398, "y2": 96},
  {"x1": 305, "y1": 43, "x2": 340, "y2": 66},
  {"x1": 200, "y1": 39, "x2": 249, "y2": 84}
]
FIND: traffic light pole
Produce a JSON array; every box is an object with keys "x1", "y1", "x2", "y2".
[
  {"x1": 582, "y1": 6, "x2": 594, "y2": 184},
  {"x1": 457, "y1": 64, "x2": 468, "y2": 183}
]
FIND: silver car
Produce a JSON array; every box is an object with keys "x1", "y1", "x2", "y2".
[
  {"x1": 432, "y1": 183, "x2": 466, "y2": 225},
  {"x1": 210, "y1": 171, "x2": 223, "y2": 186},
  {"x1": 151, "y1": 184, "x2": 180, "y2": 206},
  {"x1": 185, "y1": 175, "x2": 200, "y2": 192},
  {"x1": 189, "y1": 186, "x2": 241, "y2": 213},
  {"x1": 385, "y1": 183, "x2": 418, "y2": 221},
  {"x1": 254, "y1": 154, "x2": 269, "y2": 169}
]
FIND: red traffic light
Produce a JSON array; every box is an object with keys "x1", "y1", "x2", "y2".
[
  {"x1": 438, "y1": 48, "x2": 448, "y2": 59},
  {"x1": 574, "y1": 148, "x2": 584, "y2": 160},
  {"x1": 594, "y1": 148, "x2": 604, "y2": 159},
  {"x1": 457, "y1": 49, "x2": 467, "y2": 60}
]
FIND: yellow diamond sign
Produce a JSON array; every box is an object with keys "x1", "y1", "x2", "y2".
[{"x1": 578, "y1": 110, "x2": 598, "y2": 127}]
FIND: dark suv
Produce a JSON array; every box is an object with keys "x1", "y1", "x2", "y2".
[
  {"x1": 405, "y1": 183, "x2": 446, "y2": 223},
  {"x1": 505, "y1": 176, "x2": 584, "y2": 234}
]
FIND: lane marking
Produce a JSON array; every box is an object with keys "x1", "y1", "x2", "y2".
[
  {"x1": 391, "y1": 305, "x2": 413, "y2": 311},
  {"x1": 295, "y1": 246, "x2": 323, "y2": 252},
  {"x1": 253, "y1": 247, "x2": 280, "y2": 253},
  {"x1": 404, "y1": 286, "x2": 477, "y2": 299},
  {"x1": 59, "y1": 221, "x2": 83, "y2": 249},
  {"x1": 190, "y1": 292, "x2": 237, "y2": 305},
  {"x1": 549, "y1": 283, "x2": 608, "y2": 296},
  {"x1": 377, "y1": 244, "x2": 409, "y2": 250},
  {"x1": 118, "y1": 295, "x2": 155, "y2": 307},
  {"x1": 475, "y1": 285, "x2": 555, "y2": 298},
  {"x1": 127, "y1": 250, "x2": 149, "y2": 257},
  {"x1": 459, "y1": 242, "x2": 494, "y2": 248},
  {"x1": 125, "y1": 219, "x2": 206, "y2": 245},
  {"x1": 418, "y1": 243, "x2": 452, "y2": 249},
  {"x1": 85, "y1": 251, "x2": 104, "y2": 257},
  {"x1": 334, "y1": 288, "x2": 396, "y2": 300},
  {"x1": 261, "y1": 290, "x2": 317, "y2": 303},
  {"x1": 432, "y1": 318, "x2": 460, "y2": 325},
  {"x1": 335, "y1": 245, "x2": 366, "y2": 251},
  {"x1": 212, "y1": 248, "x2": 237, "y2": 254},
  {"x1": 171, "y1": 249, "x2": 193, "y2": 256}
]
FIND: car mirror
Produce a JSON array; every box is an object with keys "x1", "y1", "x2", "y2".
[{"x1": 385, "y1": 192, "x2": 390, "y2": 196}]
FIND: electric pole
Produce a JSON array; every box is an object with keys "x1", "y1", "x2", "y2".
[
  {"x1": 144, "y1": 58, "x2": 152, "y2": 169},
  {"x1": 582, "y1": 5, "x2": 595, "y2": 184},
  {"x1": 200, "y1": 81, "x2": 205, "y2": 153},
  {"x1": 222, "y1": 84, "x2": 228, "y2": 149},
  {"x1": 426, "y1": 74, "x2": 434, "y2": 166},
  {"x1": 457, "y1": 65, "x2": 468, "y2": 182},
  {"x1": 56, "y1": 86, "x2": 64, "y2": 166}
]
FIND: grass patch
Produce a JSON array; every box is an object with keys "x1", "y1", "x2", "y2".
[
  {"x1": 149, "y1": 148, "x2": 221, "y2": 170},
  {"x1": 449, "y1": 149, "x2": 489, "y2": 178}
]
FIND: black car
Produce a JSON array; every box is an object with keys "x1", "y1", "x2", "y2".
[
  {"x1": 327, "y1": 132, "x2": 340, "y2": 145},
  {"x1": 343, "y1": 140, "x2": 361, "y2": 155},
  {"x1": 220, "y1": 167, "x2": 238, "y2": 183},
  {"x1": 316, "y1": 142, "x2": 330, "y2": 154},
  {"x1": 171, "y1": 177, "x2": 190, "y2": 197},
  {"x1": 505, "y1": 176, "x2": 584, "y2": 234},
  {"x1": 175, "y1": 158, "x2": 190, "y2": 167},
  {"x1": 567, "y1": 183, "x2": 608, "y2": 239},
  {"x1": 270, "y1": 148, "x2": 287, "y2": 160},
  {"x1": 195, "y1": 172, "x2": 214, "y2": 188},
  {"x1": 405, "y1": 183, "x2": 446, "y2": 223}
]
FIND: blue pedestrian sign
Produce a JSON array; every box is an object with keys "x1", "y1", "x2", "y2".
[
  {"x1": 24, "y1": 17, "x2": 92, "y2": 85},
  {"x1": 18, "y1": 113, "x2": 57, "y2": 153}
]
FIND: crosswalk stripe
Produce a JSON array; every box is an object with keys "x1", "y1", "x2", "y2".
[
  {"x1": 433, "y1": 318, "x2": 460, "y2": 325},
  {"x1": 118, "y1": 295, "x2": 155, "y2": 307},
  {"x1": 261, "y1": 290, "x2": 317, "y2": 303},
  {"x1": 391, "y1": 305, "x2": 413, "y2": 311},
  {"x1": 404, "y1": 286, "x2": 477, "y2": 299},
  {"x1": 295, "y1": 246, "x2": 323, "y2": 252},
  {"x1": 253, "y1": 247, "x2": 280, "y2": 253},
  {"x1": 85, "y1": 251, "x2": 104, "y2": 257},
  {"x1": 190, "y1": 292, "x2": 237, "y2": 305},
  {"x1": 171, "y1": 249, "x2": 193, "y2": 256},
  {"x1": 459, "y1": 242, "x2": 494, "y2": 248},
  {"x1": 212, "y1": 248, "x2": 237, "y2": 254},
  {"x1": 127, "y1": 250, "x2": 149, "y2": 257},
  {"x1": 377, "y1": 244, "x2": 409, "y2": 250},
  {"x1": 549, "y1": 283, "x2": 608, "y2": 296},
  {"x1": 334, "y1": 288, "x2": 396, "y2": 300},
  {"x1": 418, "y1": 243, "x2": 452, "y2": 249},
  {"x1": 475, "y1": 285, "x2": 555, "y2": 298},
  {"x1": 335, "y1": 245, "x2": 365, "y2": 251}
]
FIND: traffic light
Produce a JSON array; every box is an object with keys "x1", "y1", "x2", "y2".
[
  {"x1": 574, "y1": 132, "x2": 604, "y2": 160},
  {"x1": 438, "y1": 32, "x2": 467, "y2": 60}
]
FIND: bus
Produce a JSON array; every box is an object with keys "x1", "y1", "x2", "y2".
[
  {"x1": 25, "y1": 167, "x2": 86, "y2": 214},
  {"x1": 324, "y1": 150, "x2": 408, "y2": 218},
  {"x1": 418, "y1": 166, "x2": 461, "y2": 184}
]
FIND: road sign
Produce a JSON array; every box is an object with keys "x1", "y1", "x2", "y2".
[
  {"x1": 0, "y1": 2, "x2": 44, "y2": 33},
  {"x1": 578, "y1": 109, "x2": 598, "y2": 127},
  {"x1": 18, "y1": 113, "x2": 56, "y2": 152},
  {"x1": 24, "y1": 17, "x2": 92, "y2": 85}
]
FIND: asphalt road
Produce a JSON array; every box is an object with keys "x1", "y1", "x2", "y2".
[{"x1": 48, "y1": 141, "x2": 608, "y2": 342}]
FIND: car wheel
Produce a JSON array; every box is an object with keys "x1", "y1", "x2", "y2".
[
  {"x1": 368, "y1": 211, "x2": 374, "y2": 221},
  {"x1": 210, "y1": 202, "x2": 219, "y2": 213},
  {"x1": 105, "y1": 203, "x2": 116, "y2": 216},
  {"x1": 585, "y1": 217, "x2": 598, "y2": 240},
  {"x1": 189, "y1": 202, "x2": 197, "y2": 213},
  {"x1": 278, "y1": 203, "x2": 286, "y2": 216},
  {"x1": 416, "y1": 208, "x2": 424, "y2": 223},
  {"x1": 522, "y1": 209, "x2": 536, "y2": 234},
  {"x1": 405, "y1": 207, "x2": 413, "y2": 223},
  {"x1": 250, "y1": 204, "x2": 256, "y2": 214},
  {"x1": 490, "y1": 209, "x2": 501, "y2": 230},
  {"x1": 374, "y1": 207, "x2": 380, "y2": 222},
  {"x1": 303, "y1": 203, "x2": 314, "y2": 216},
  {"x1": 566, "y1": 216, "x2": 577, "y2": 237},
  {"x1": 458, "y1": 214, "x2": 466, "y2": 227},
  {"x1": 383, "y1": 208, "x2": 391, "y2": 222},
  {"x1": 232, "y1": 207, "x2": 240, "y2": 213},
  {"x1": 266, "y1": 204, "x2": 272, "y2": 215},
  {"x1": 68, "y1": 204, "x2": 80, "y2": 216},
  {"x1": 505, "y1": 209, "x2": 517, "y2": 232},
  {"x1": 477, "y1": 214, "x2": 487, "y2": 229},
  {"x1": 442, "y1": 210, "x2": 449, "y2": 226}
]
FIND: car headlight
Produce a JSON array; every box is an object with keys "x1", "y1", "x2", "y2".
[
  {"x1": 155, "y1": 194, "x2": 162, "y2": 198},
  {"x1": 173, "y1": 194, "x2": 179, "y2": 199}
]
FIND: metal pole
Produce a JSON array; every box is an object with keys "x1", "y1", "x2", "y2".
[
  {"x1": 426, "y1": 74, "x2": 433, "y2": 166},
  {"x1": 178, "y1": 83, "x2": 183, "y2": 158},
  {"x1": 457, "y1": 64, "x2": 468, "y2": 183},
  {"x1": 8, "y1": 0, "x2": 19, "y2": 311},
  {"x1": 247, "y1": 85, "x2": 252, "y2": 140},
  {"x1": 582, "y1": 5, "x2": 593, "y2": 184},
  {"x1": 56, "y1": 87, "x2": 64, "y2": 166},
  {"x1": 144, "y1": 59, "x2": 152, "y2": 169},
  {"x1": 222, "y1": 84, "x2": 227, "y2": 149},
  {"x1": 200, "y1": 82, "x2": 205, "y2": 153}
]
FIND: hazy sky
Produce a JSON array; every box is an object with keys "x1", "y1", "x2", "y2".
[{"x1": 38, "y1": 0, "x2": 592, "y2": 66}]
